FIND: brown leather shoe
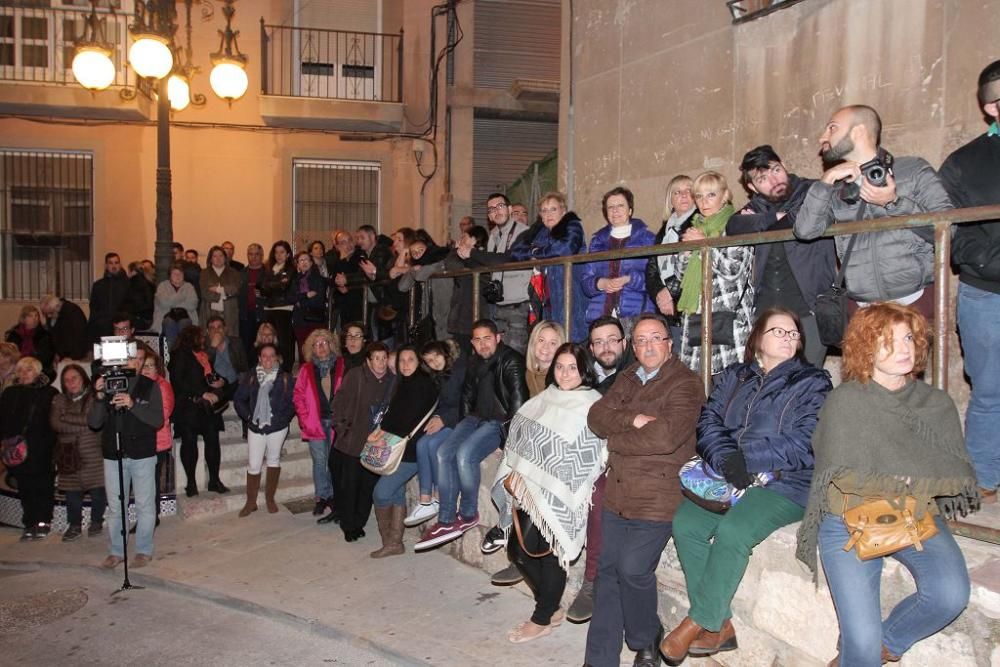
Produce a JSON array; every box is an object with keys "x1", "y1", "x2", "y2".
[
  {"x1": 688, "y1": 619, "x2": 737, "y2": 656},
  {"x1": 133, "y1": 553, "x2": 153, "y2": 568},
  {"x1": 660, "y1": 617, "x2": 703, "y2": 665}
]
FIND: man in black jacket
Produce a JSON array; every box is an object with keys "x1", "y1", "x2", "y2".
[
  {"x1": 89, "y1": 344, "x2": 163, "y2": 569},
  {"x1": 40, "y1": 294, "x2": 89, "y2": 361},
  {"x1": 941, "y1": 58, "x2": 1000, "y2": 504},
  {"x1": 415, "y1": 318, "x2": 528, "y2": 551},
  {"x1": 87, "y1": 252, "x2": 130, "y2": 343},
  {"x1": 728, "y1": 145, "x2": 836, "y2": 367}
]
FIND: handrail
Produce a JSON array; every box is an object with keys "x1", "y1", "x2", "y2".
[{"x1": 427, "y1": 204, "x2": 1000, "y2": 391}]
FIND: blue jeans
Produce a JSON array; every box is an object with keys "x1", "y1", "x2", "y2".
[
  {"x1": 372, "y1": 461, "x2": 419, "y2": 507},
  {"x1": 307, "y1": 418, "x2": 334, "y2": 501},
  {"x1": 818, "y1": 513, "x2": 970, "y2": 666},
  {"x1": 435, "y1": 416, "x2": 503, "y2": 524},
  {"x1": 104, "y1": 456, "x2": 157, "y2": 558},
  {"x1": 416, "y1": 428, "x2": 451, "y2": 497},
  {"x1": 957, "y1": 281, "x2": 1000, "y2": 489},
  {"x1": 584, "y1": 509, "x2": 673, "y2": 667}
]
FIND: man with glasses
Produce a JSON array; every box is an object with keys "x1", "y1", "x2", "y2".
[
  {"x1": 585, "y1": 313, "x2": 704, "y2": 667},
  {"x1": 455, "y1": 193, "x2": 531, "y2": 353},
  {"x1": 940, "y1": 59, "x2": 1000, "y2": 505},
  {"x1": 415, "y1": 318, "x2": 528, "y2": 551},
  {"x1": 729, "y1": 145, "x2": 836, "y2": 368}
]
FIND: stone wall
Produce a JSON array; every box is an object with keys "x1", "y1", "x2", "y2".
[{"x1": 415, "y1": 453, "x2": 1000, "y2": 666}]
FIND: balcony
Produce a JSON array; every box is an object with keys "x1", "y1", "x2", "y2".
[
  {"x1": 0, "y1": 1, "x2": 152, "y2": 120},
  {"x1": 258, "y1": 22, "x2": 404, "y2": 133}
]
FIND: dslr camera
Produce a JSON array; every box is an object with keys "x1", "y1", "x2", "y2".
[
  {"x1": 859, "y1": 148, "x2": 894, "y2": 187},
  {"x1": 93, "y1": 336, "x2": 136, "y2": 403},
  {"x1": 482, "y1": 278, "x2": 505, "y2": 304}
]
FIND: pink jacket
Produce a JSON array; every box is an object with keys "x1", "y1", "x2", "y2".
[
  {"x1": 293, "y1": 362, "x2": 328, "y2": 442},
  {"x1": 155, "y1": 375, "x2": 175, "y2": 453}
]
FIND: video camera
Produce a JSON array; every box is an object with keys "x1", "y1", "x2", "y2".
[{"x1": 94, "y1": 336, "x2": 137, "y2": 403}]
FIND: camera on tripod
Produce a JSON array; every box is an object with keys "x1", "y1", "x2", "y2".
[{"x1": 94, "y1": 336, "x2": 137, "y2": 403}]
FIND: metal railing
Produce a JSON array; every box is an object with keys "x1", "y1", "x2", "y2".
[
  {"x1": 0, "y1": 2, "x2": 140, "y2": 89},
  {"x1": 260, "y1": 21, "x2": 403, "y2": 103},
  {"x1": 726, "y1": 0, "x2": 811, "y2": 24}
]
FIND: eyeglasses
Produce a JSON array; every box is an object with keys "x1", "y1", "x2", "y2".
[
  {"x1": 634, "y1": 335, "x2": 669, "y2": 347},
  {"x1": 486, "y1": 204, "x2": 508, "y2": 214},
  {"x1": 345, "y1": 332, "x2": 364, "y2": 340},
  {"x1": 765, "y1": 327, "x2": 801, "y2": 340},
  {"x1": 540, "y1": 206, "x2": 562, "y2": 215},
  {"x1": 591, "y1": 336, "x2": 622, "y2": 349},
  {"x1": 312, "y1": 339, "x2": 330, "y2": 347},
  {"x1": 113, "y1": 326, "x2": 132, "y2": 334}
]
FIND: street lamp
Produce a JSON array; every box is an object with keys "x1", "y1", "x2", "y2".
[{"x1": 71, "y1": 0, "x2": 249, "y2": 281}]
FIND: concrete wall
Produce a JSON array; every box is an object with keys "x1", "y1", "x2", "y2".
[
  {"x1": 560, "y1": 0, "x2": 1000, "y2": 233},
  {"x1": 0, "y1": 0, "x2": 446, "y2": 324}
]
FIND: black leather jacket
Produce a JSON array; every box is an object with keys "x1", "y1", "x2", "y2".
[{"x1": 460, "y1": 342, "x2": 528, "y2": 423}]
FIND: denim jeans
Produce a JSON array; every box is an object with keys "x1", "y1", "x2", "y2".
[
  {"x1": 104, "y1": 456, "x2": 157, "y2": 557},
  {"x1": 435, "y1": 416, "x2": 504, "y2": 524},
  {"x1": 307, "y1": 418, "x2": 334, "y2": 501},
  {"x1": 415, "y1": 428, "x2": 451, "y2": 497},
  {"x1": 957, "y1": 281, "x2": 1000, "y2": 489},
  {"x1": 818, "y1": 513, "x2": 970, "y2": 666},
  {"x1": 372, "y1": 461, "x2": 419, "y2": 507}
]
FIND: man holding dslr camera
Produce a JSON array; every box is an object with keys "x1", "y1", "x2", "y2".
[
  {"x1": 88, "y1": 340, "x2": 163, "y2": 569},
  {"x1": 794, "y1": 104, "x2": 953, "y2": 317}
]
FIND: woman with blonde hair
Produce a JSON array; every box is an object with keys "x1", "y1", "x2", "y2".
[
  {"x1": 0, "y1": 341, "x2": 20, "y2": 394},
  {"x1": 524, "y1": 321, "x2": 566, "y2": 396},
  {"x1": 675, "y1": 171, "x2": 754, "y2": 375},
  {"x1": 646, "y1": 174, "x2": 696, "y2": 346},
  {"x1": 796, "y1": 303, "x2": 978, "y2": 666},
  {"x1": 293, "y1": 327, "x2": 341, "y2": 518}
]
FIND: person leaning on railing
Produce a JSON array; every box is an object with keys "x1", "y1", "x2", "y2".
[
  {"x1": 795, "y1": 303, "x2": 979, "y2": 667},
  {"x1": 646, "y1": 174, "x2": 697, "y2": 349},
  {"x1": 674, "y1": 171, "x2": 755, "y2": 376}
]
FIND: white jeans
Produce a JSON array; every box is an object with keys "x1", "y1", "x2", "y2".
[{"x1": 247, "y1": 428, "x2": 288, "y2": 474}]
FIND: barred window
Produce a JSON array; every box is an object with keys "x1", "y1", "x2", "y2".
[
  {"x1": 0, "y1": 149, "x2": 93, "y2": 300},
  {"x1": 292, "y1": 159, "x2": 380, "y2": 251}
]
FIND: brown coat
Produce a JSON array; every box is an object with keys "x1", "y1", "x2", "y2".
[
  {"x1": 588, "y1": 356, "x2": 704, "y2": 522},
  {"x1": 50, "y1": 391, "x2": 105, "y2": 492},
  {"x1": 331, "y1": 365, "x2": 396, "y2": 457},
  {"x1": 199, "y1": 265, "x2": 242, "y2": 334}
]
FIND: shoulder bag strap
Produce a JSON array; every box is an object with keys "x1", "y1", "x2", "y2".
[
  {"x1": 511, "y1": 505, "x2": 553, "y2": 558},
  {"x1": 407, "y1": 399, "x2": 440, "y2": 439},
  {"x1": 832, "y1": 200, "x2": 866, "y2": 289}
]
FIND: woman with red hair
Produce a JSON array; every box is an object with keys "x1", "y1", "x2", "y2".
[{"x1": 795, "y1": 303, "x2": 978, "y2": 666}]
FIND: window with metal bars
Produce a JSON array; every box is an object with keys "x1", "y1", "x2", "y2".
[
  {"x1": 292, "y1": 159, "x2": 380, "y2": 251},
  {"x1": 0, "y1": 149, "x2": 93, "y2": 300}
]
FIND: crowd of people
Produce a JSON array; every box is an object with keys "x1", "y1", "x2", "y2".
[{"x1": 1, "y1": 58, "x2": 999, "y2": 666}]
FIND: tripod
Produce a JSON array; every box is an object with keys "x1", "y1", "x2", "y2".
[{"x1": 111, "y1": 408, "x2": 144, "y2": 595}]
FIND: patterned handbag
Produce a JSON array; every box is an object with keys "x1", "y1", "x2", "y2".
[
  {"x1": 679, "y1": 455, "x2": 774, "y2": 514},
  {"x1": 360, "y1": 400, "x2": 438, "y2": 476}
]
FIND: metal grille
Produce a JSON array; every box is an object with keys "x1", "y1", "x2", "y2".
[
  {"x1": 292, "y1": 159, "x2": 380, "y2": 251},
  {"x1": 473, "y1": 0, "x2": 560, "y2": 91},
  {"x1": 0, "y1": 149, "x2": 93, "y2": 300},
  {"x1": 471, "y1": 118, "x2": 558, "y2": 222}
]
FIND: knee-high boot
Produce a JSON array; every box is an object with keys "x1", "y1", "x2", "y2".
[
  {"x1": 370, "y1": 505, "x2": 405, "y2": 558},
  {"x1": 264, "y1": 467, "x2": 281, "y2": 513},
  {"x1": 239, "y1": 473, "x2": 261, "y2": 517}
]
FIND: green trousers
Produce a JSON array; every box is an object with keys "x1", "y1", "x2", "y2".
[{"x1": 673, "y1": 487, "x2": 804, "y2": 631}]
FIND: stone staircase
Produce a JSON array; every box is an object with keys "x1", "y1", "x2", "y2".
[{"x1": 174, "y1": 410, "x2": 316, "y2": 520}]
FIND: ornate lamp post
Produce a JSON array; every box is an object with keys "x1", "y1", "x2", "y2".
[{"x1": 71, "y1": 0, "x2": 249, "y2": 281}]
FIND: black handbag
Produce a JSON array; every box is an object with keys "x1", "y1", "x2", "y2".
[{"x1": 814, "y1": 202, "x2": 864, "y2": 348}]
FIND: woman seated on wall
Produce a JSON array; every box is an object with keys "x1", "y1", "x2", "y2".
[
  {"x1": 661, "y1": 307, "x2": 832, "y2": 663},
  {"x1": 492, "y1": 342, "x2": 607, "y2": 643},
  {"x1": 795, "y1": 303, "x2": 979, "y2": 667}
]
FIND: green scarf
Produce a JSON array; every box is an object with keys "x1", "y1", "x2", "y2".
[
  {"x1": 676, "y1": 203, "x2": 735, "y2": 314},
  {"x1": 795, "y1": 379, "x2": 978, "y2": 577}
]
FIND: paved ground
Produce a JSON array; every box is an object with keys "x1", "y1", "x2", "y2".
[{"x1": 0, "y1": 507, "x2": 605, "y2": 666}]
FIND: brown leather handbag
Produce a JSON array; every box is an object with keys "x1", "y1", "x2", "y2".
[{"x1": 841, "y1": 496, "x2": 939, "y2": 560}]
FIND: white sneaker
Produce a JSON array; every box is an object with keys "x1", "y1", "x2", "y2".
[{"x1": 404, "y1": 500, "x2": 440, "y2": 527}]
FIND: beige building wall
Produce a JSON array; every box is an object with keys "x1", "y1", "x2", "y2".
[
  {"x1": 560, "y1": 0, "x2": 1000, "y2": 234},
  {"x1": 0, "y1": 0, "x2": 446, "y2": 324}
]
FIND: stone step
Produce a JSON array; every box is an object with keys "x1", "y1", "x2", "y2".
[
  {"x1": 177, "y1": 476, "x2": 316, "y2": 521},
  {"x1": 215, "y1": 448, "x2": 313, "y2": 489}
]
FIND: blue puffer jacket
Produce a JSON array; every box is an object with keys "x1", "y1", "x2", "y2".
[
  {"x1": 234, "y1": 370, "x2": 297, "y2": 435},
  {"x1": 510, "y1": 212, "x2": 588, "y2": 340},
  {"x1": 580, "y1": 219, "x2": 656, "y2": 324},
  {"x1": 696, "y1": 357, "x2": 832, "y2": 507}
]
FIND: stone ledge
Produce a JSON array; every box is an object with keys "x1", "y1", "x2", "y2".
[{"x1": 408, "y1": 451, "x2": 1000, "y2": 666}]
